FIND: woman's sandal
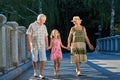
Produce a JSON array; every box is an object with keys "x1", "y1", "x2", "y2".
[{"x1": 77, "y1": 71, "x2": 82, "y2": 76}]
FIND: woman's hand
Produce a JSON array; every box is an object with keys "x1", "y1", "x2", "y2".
[
  {"x1": 67, "y1": 46, "x2": 71, "y2": 50},
  {"x1": 89, "y1": 44, "x2": 94, "y2": 51}
]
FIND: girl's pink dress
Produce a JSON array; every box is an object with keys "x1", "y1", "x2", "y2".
[{"x1": 50, "y1": 39, "x2": 62, "y2": 60}]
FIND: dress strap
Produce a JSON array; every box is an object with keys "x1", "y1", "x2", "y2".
[
  {"x1": 82, "y1": 26, "x2": 84, "y2": 32},
  {"x1": 71, "y1": 27, "x2": 75, "y2": 31}
]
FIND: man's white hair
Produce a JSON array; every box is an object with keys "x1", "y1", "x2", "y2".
[{"x1": 37, "y1": 14, "x2": 46, "y2": 20}]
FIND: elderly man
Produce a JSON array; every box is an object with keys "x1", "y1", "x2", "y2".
[{"x1": 26, "y1": 14, "x2": 48, "y2": 79}]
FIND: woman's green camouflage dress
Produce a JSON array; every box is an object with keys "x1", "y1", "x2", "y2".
[{"x1": 71, "y1": 26, "x2": 87, "y2": 63}]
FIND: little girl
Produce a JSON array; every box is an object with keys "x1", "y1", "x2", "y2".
[{"x1": 47, "y1": 29, "x2": 67, "y2": 76}]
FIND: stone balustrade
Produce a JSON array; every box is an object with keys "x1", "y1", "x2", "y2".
[
  {"x1": 0, "y1": 14, "x2": 30, "y2": 75},
  {"x1": 96, "y1": 35, "x2": 120, "y2": 55}
]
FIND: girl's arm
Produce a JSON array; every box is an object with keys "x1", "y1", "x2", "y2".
[
  {"x1": 60, "y1": 39, "x2": 67, "y2": 49},
  {"x1": 47, "y1": 39, "x2": 53, "y2": 50},
  {"x1": 84, "y1": 27, "x2": 94, "y2": 50}
]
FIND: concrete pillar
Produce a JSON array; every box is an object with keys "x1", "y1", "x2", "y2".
[
  {"x1": 99, "y1": 40, "x2": 101, "y2": 51},
  {"x1": 0, "y1": 14, "x2": 7, "y2": 73},
  {"x1": 113, "y1": 38, "x2": 115, "y2": 52},
  {"x1": 18, "y1": 26, "x2": 26, "y2": 62},
  {"x1": 6, "y1": 27, "x2": 12, "y2": 68},
  {"x1": 0, "y1": 25, "x2": 2, "y2": 71},
  {"x1": 110, "y1": 39, "x2": 113, "y2": 51},
  {"x1": 118, "y1": 39, "x2": 120, "y2": 52},
  {"x1": 108, "y1": 39, "x2": 110, "y2": 51},
  {"x1": 6, "y1": 21, "x2": 19, "y2": 66},
  {"x1": 106, "y1": 39, "x2": 109, "y2": 51},
  {"x1": 103, "y1": 40, "x2": 105, "y2": 51},
  {"x1": 115, "y1": 38, "x2": 117, "y2": 52},
  {"x1": 97, "y1": 36, "x2": 120, "y2": 55}
]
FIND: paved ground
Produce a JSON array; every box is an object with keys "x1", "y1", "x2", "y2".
[{"x1": 14, "y1": 52, "x2": 120, "y2": 80}]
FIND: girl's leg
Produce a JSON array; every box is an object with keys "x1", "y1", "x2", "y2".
[
  {"x1": 54, "y1": 60, "x2": 57, "y2": 76},
  {"x1": 56, "y1": 59, "x2": 61, "y2": 75},
  {"x1": 75, "y1": 62, "x2": 81, "y2": 76}
]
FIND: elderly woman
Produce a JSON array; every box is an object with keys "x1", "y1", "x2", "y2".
[{"x1": 67, "y1": 16, "x2": 94, "y2": 76}]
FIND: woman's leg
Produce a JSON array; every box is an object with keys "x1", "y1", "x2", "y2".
[{"x1": 75, "y1": 62, "x2": 81, "y2": 75}]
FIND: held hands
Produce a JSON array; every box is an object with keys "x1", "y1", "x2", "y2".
[
  {"x1": 47, "y1": 46, "x2": 51, "y2": 50},
  {"x1": 67, "y1": 46, "x2": 71, "y2": 50},
  {"x1": 64, "y1": 46, "x2": 69, "y2": 50}
]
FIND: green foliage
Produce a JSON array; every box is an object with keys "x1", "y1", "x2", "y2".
[
  {"x1": 1, "y1": 0, "x2": 120, "y2": 51},
  {"x1": 0, "y1": 0, "x2": 120, "y2": 39},
  {"x1": 115, "y1": 24, "x2": 120, "y2": 35},
  {"x1": 0, "y1": 0, "x2": 39, "y2": 27},
  {"x1": 41, "y1": 0, "x2": 60, "y2": 33}
]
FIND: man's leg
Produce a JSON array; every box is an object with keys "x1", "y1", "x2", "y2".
[
  {"x1": 38, "y1": 49, "x2": 47, "y2": 79},
  {"x1": 40, "y1": 61, "x2": 45, "y2": 73},
  {"x1": 31, "y1": 50, "x2": 38, "y2": 77},
  {"x1": 32, "y1": 61, "x2": 38, "y2": 77},
  {"x1": 32, "y1": 61, "x2": 37, "y2": 70},
  {"x1": 39, "y1": 61, "x2": 46, "y2": 79}
]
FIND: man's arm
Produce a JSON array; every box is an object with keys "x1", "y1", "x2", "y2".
[
  {"x1": 27, "y1": 34, "x2": 31, "y2": 52},
  {"x1": 45, "y1": 36, "x2": 48, "y2": 49}
]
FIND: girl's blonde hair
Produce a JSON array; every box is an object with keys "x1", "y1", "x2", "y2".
[{"x1": 50, "y1": 29, "x2": 61, "y2": 39}]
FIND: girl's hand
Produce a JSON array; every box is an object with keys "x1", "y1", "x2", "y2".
[
  {"x1": 67, "y1": 46, "x2": 71, "y2": 50},
  {"x1": 65, "y1": 47, "x2": 68, "y2": 50},
  {"x1": 46, "y1": 46, "x2": 48, "y2": 50},
  {"x1": 47, "y1": 47, "x2": 51, "y2": 50}
]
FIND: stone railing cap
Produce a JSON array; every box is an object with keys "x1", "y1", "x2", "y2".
[
  {"x1": 18, "y1": 26, "x2": 26, "y2": 33},
  {"x1": 0, "y1": 14, "x2": 7, "y2": 24},
  {"x1": 6, "y1": 21, "x2": 19, "y2": 30}
]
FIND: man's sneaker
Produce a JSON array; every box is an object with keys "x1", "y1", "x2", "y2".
[
  {"x1": 39, "y1": 74, "x2": 45, "y2": 79},
  {"x1": 34, "y1": 72, "x2": 38, "y2": 77}
]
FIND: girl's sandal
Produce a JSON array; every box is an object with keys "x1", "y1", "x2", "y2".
[{"x1": 54, "y1": 71, "x2": 57, "y2": 76}]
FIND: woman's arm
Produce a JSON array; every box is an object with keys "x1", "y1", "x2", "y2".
[
  {"x1": 67, "y1": 28, "x2": 73, "y2": 50},
  {"x1": 84, "y1": 27, "x2": 94, "y2": 50}
]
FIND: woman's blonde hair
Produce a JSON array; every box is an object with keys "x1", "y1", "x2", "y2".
[{"x1": 50, "y1": 29, "x2": 61, "y2": 39}]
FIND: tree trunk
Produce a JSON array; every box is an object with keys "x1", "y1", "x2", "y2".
[{"x1": 110, "y1": 0, "x2": 115, "y2": 36}]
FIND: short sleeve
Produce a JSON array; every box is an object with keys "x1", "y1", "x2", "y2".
[
  {"x1": 44, "y1": 25, "x2": 48, "y2": 36},
  {"x1": 26, "y1": 24, "x2": 33, "y2": 35}
]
